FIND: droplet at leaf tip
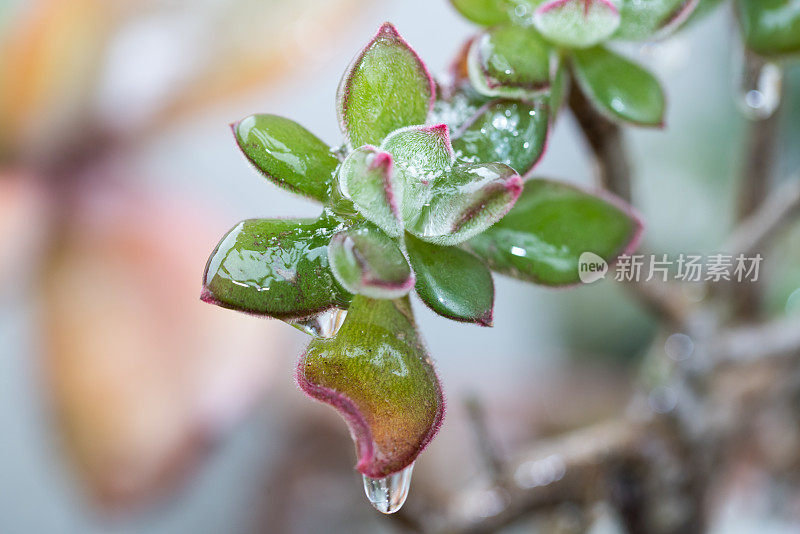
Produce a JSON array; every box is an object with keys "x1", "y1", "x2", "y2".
[{"x1": 297, "y1": 297, "x2": 445, "y2": 479}]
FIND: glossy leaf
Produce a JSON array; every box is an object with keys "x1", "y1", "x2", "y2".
[
  {"x1": 452, "y1": 99, "x2": 549, "y2": 177},
  {"x1": 232, "y1": 114, "x2": 340, "y2": 202},
  {"x1": 406, "y1": 162, "x2": 523, "y2": 246},
  {"x1": 534, "y1": 0, "x2": 621, "y2": 48},
  {"x1": 615, "y1": 0, "x2": 699, "y2": 41},
  {"x1": 572, "y1": 46, "x2": 666, "y2": 126},
  {"x1": 328, "y1": 223, "x2": 414, "y2": 299},
  {"x1": 297, "y1": 296, "x2": 444, "y2": 478},
  {"x1": 549, "y1": 58, "x2": 568, "y2": 119},
  {"x1": 202, "y1": 216, "x2": 351, "y2": 320},
  {"x1": 406, "y1": 234, "x2": 495, "y2": 325},
  {"x1": 381, "y1": 124, "x2": 455, "y2": 221},
  {"x1": 450, "y1": 0, "x2": 543, "y2": 25},
  {"x1": 337, "y1": 23, "x2": 435, "y2": 148},
  {"x1": 465, "y1": 179, "x2": 642, "y2": 286},
  {"x1": 337, "y1": 147, "x2": 402, "y2": 237},
  {"x1": 737, "y1": 0, "x2": 800, "y2": 56},
  {"x1": 468, "y1": 25, "x2": 554, "y2": 100}
]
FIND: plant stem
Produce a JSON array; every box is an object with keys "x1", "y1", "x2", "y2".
[
  {"x1": 731, "y1": 89, "x2": 784, "y2": 320},
  {"x1": 567, "y1": 80, "x2": 633, "y2": 203}
]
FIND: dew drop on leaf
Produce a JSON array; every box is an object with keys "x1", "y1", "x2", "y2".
[
  {"x1": 362, "y1": 463, "x2": 414, "y2": 514},
  {"x1": 289, "y1": 308, "x2": 348, "y2": 338},
  {"x1": 736, "y1": 50, "x2": 782, "y2": 120}
]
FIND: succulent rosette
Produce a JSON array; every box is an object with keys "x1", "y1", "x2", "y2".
[
  {"x1": 448, "y1": 0, "x2": 800, "y2": 131},
  {"x1": 202, "y1": 23, "x2": 641, "y2": 479}
]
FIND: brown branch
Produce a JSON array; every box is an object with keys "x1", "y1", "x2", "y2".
[
  {"x1": 723, "y1": 176, "x2": 800, "y2": 258},
  {"x1": 464, "y1": 394, "x2": 506, "y2": 487},
  {"x1": 713, "y1": 315, "x2": 800, "y2": 365},
  {"x1": 732, "y1": 53, "x2": 785, "y2": 320},
  {"x1": 434, "y1": 421, "x2": 643, "y2": 534},
  {"x1": 567, "y1": 79, "x2": 633, "y2": 203}
]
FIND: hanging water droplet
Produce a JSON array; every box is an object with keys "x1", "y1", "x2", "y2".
[
  {"x1": 362, "y1": 463, "x2": 414, "y2": 514},
  {"x1": 289, "y1": 308, "x2": 347, "y2": 338},
  {"x1": 736, "y1": 49, "x2": 782, "y2": 120}
]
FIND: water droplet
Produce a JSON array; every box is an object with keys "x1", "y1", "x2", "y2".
[
  {"x1": 289, "y1": 308, "x2": 347, "y2": 338},
  {"x1": 514, "y1": 454, "x2": 566, "y2": 488},
  {"x1": 649, "y1": 386, "x2": 677, "y2": 414},
  {"x1": 362, "y1": 463, "x2": 413, "y2": 514},
  {"x1": 492, "y1": 116, "x2": 509, "y2": 129},
  {"x1": 736, "y1": 51, "x2": 782, "y2": 120},
  {"x1": 664, "y1": 333, "x2": 693, "y2": 362}
]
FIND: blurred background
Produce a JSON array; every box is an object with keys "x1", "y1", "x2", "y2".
[{"x1": 1, "y1": 0, "x2": 799, "y2": 532}]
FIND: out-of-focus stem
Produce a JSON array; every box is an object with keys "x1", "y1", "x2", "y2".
[
  {"x1": 567, "y1": 80, "x2": 633, "y2": 203},
  {"x1": 733, "y1": 56, "x2": 784, "y2": 320}
]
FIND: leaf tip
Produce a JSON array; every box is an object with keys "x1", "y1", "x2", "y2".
[
  {"x1": 199, "y1": 286, "x2": 217, "y2": 305},
  {"x1": 376, "y1": 21, "x2": 401, "y2": 39}
]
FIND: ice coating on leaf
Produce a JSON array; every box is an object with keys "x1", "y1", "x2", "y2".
[
  {"x1": 406, "y1": 162, "x2": 523, "y2": 246},
  {"x1": 337, "y1": 23, "x2": 435, "y2": 148},
  {"x1": 737, "y1": 0, "x2": 800, "y2": 57},
  {"x1": 297, "y1": 296, "x2": 445, "y2": 478},
  {"x1": 467, "y1": 25, "x2": 554, "y2": 100},
  {"x1": 337, "y1": 147, "x2": 403, "y2": 237},
  {"x1": 202, "y1": 217, "x2": 352, "y2": 320},
  {"x1": 534, "y1": 0, "x2": 621, "y2": 48},
  {"x1": 452, "y1": 99, "x2": 549, "y2": 177},
  {"x1": 614, "y1": 0, "x2": 699, "y2": 41},
  {"x1": 381, "y1": 124, "x2": 456, "y2": 222},
  {"x1": 406, "y1": 234, "x2": 495, "y2": 325},
  {"x1": 464, "y1": 179, "x2": 643, "y2": 286},
  {"x1": 380, "y1": 124, "x2": 522, "y2": 245},
  {"x1": 328, "y1": 223, "x2": 415, "y2": 300},
  {"x1": 232, "y1": 114, "x2": 340, "y2": 202},
  {"x1": 572, "y1": 46, "x2": 666, "y2": 126}
]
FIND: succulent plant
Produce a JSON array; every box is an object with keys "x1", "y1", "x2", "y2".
[
  {"x1": 201, "y1": 21, "x2": 641, "y2": 500},
  {"x1": 448, "y1": 0, "x2": 800, "y2": 128}
]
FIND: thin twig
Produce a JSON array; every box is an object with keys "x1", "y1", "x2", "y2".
[
  {"x1": 723, "y1": 176, "x2": 800, "y2": 258},
  {"x1": 434, "y1": 421, "x2": 642, "y2": 534},
  {"x1": 732, "y1": 54, "x2": 784, "y2": 320},
  {"x1": 713, "y1": 315, "x2": 800, "y2": 365},
  {"x1": 567, "y1": 78, "x2": 633, "y2": 203},
  {"x1": 464, "y1": 394, "x2": 506, "y2": 487}
]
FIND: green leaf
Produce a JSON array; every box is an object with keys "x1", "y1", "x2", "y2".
[
  {"x1": 737, "y1": 0, "x2": 800, "y2": 56},
  {"x1": 464, "y1": 179, "x2": 642, "y2": 286},
  {"x1": 336, "y1": 147, "x2": 402, "y2": 237},
  {"x1": 406, "y1": 234, "x2": 494, "y2": 325},
  {"x1": 328, "y1": 223, "x2": 414, "y2": 299},
  {"x1": 468, "y1": 25, "x2": 554, "y2": 100},
  {"x1": 549, "y1": 58, "x2": 568, "y2": 119},
  {"x1": 572, "y1": 46, "x2": 666, "y2": 127},
  {"x1": 337, "y1": 23, "x2": 435, "y2": 148},
  {"x1": 452, "y1": 99, "x2": 549, "y2": 177},
  {"x1": 450, "y1": 0, "x2": 543, "y2": 25},
  {"x1": 381, "y1": 124, "x2": 455, "y2": 222},
  {"x1": 379, "y1": 124, "x2": 522, "y2": 245},
  {"x1": 202, "y1": 216, "x2": 351, "y2": 319},
  {"x1": 406, "y1": 162, "x2": 523, "y2": 246},
  {"x1": 534, "y1": 0, "x2": 621, "y2": 48},
  {"x1": 232, "y1": 114, "x2": 340, "y2": 202},
  {"x1": 615, "y1": 0, "x2": 699, "y2": 41},
  {"x1": 297, "y1": 296, "x2": 444, "y2": 478}
]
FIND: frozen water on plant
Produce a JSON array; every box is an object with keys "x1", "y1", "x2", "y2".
[
  {"x1": 514, "y1": 454, "x2": 566, "y2": 488},
  {"x1": 665, "y1": 333, "x2": 693, "y2": 362},
  {"x1": 289, "y1": 308, "x2": 347, "y2": 338},
  {"x1": 736, "y1": 53, "x2": 782, "y2": 120},
  {"x1": 362, "y1": 463, "x2": 414, "y2": 514}
]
